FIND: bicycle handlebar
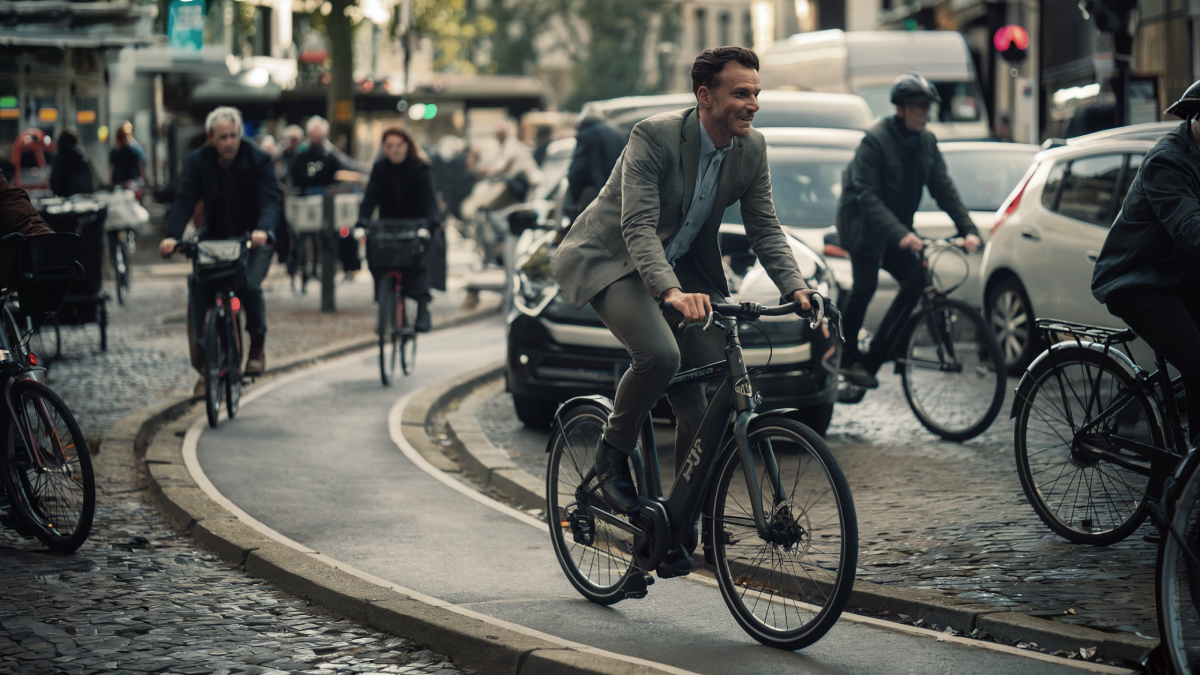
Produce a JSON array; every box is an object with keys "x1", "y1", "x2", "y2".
[
  {"x1": 666, "y1": 293, "x2": 845, "y2": 344},
  {"x1": 170, "y1": 236, "x2": 250, "y2": 259}
]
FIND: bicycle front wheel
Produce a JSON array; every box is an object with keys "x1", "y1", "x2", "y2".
[
  {"x1": 204, "y1": 309, "x2": 223, "y2": 428},
  {"x1": 1014, "y1": 347, "x2": 1161, "y2": 545},
  {"x1": 546, "y1": 402, "x2": 647, "y2": 605},
  {"x1": 900, "y1": 298, "x2": 1006, "y2": 441},
  {"x1": 2, "y1": 379, "x2": 94, "y2": 551},
  {"x1": 225, "y1": 309, "x2": 244, "y2": 420},
  {"x1": 708, "y1": 417, "x2": 857, "y2": 650},
  {"x1": 378, "y1": 281, "x2": 398, "y2": 386},
  {"x1": 1158, "y1": 458, "x2": 1200, "y2": 673}
]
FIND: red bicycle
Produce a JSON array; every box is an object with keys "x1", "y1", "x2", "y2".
[{"x1": 367, "y1": 219, "x2": 430, "y2": 386}]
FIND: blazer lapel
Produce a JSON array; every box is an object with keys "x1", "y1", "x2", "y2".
[
  {"x1": 679, "y1": 109, "x2": 700, "y2": 214},
  {"x1": 708, "y1": 135, "x2": 743, "y2": 227}
]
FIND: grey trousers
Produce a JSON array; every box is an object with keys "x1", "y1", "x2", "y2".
[{"x1": 590, "y1": 275, "x2": 725, "y2": 471}]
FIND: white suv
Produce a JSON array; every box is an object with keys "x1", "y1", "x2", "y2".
[{"x1": 981, "y1": 123, "x2": 1176, "y2": 374}]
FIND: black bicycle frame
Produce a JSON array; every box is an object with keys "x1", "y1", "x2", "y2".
[{"x1": 625, "y1": 318, "x2": 786, "y2": 558}]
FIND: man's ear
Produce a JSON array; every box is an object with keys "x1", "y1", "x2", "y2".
[{"x1": 697, "y1": 86, "x2": 712, "y2": 109}]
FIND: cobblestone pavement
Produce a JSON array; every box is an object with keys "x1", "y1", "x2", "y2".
[
  {"x1": 0, "y1": 229, "x2": 491, "y2": 674},
  {"x1": 477, "y1": 373, "x2": 1160, "y2": 640}
]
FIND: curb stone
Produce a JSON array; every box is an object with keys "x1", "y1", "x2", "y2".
[
  {"x1": 116, "y1": 321, "x2": 683, "y2": 675},
  {"x1": 437, "y1": 368, "x2": 1155, "y2": 667}
]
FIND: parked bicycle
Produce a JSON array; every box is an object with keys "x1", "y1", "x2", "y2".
[
  {"x1": 0, "y1": 232, "x2": 94, "y2": 552},
  {"x1": 173, "y1": 238, "x2": 251, "y2": 428},
  {"x1": 1151, "y1": 442, "x2": 1200, "y2": 674},
  {"x1": 366, "y1": 219, "x2": 430, "y2": 385},
  {"x1": 546, "y1": 295, "x2": 858, "y2": 650},
  {"x1": 1012, "y1": 319, "x2": 1188, "y2": 545},
  {"x1": 842, "y1": 238, "x2": 1006, "y2": 441}
]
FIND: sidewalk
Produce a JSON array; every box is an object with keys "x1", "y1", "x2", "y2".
[
  {"x1": 475, "y1": 374, "x2": 1159, "y2": 644},
  {"x1": 0, "y1": 231, "x2": 499, "y2": 674}
]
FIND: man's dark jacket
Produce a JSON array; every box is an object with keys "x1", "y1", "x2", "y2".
[
  {"x1": 165, "y1": 142, "x2": 280, "y2": 241},
  {"x1": 567, "y1": 118, "x2": 626, "y2": 204},
  {"x1": 289, "y1": 143, "x2": 342, "y2": 192},
  {"x1": 835, "y1": 116, "x2": 977, "y2": 257},
  {"x1": 1092, "y1": 122, "x2": 1200, "y2": 302}
]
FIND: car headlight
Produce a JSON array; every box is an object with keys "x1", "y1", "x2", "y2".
[{"x1": 513, "y1": 272, "x2": 560, "y2": 317}]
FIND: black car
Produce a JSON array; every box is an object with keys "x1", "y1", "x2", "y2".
[{"x1": 506, "y1": 223, "x2": 841, "y2": 435}]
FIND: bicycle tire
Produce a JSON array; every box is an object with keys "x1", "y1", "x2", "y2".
[
  {"x1": 2, "y1": 379, "x2": 94, "y2": 551},
  {"x1": 225, "y1": 309, "x2": 243, "y2": 420},
  {"x1": 98, "y1": 301, "x2": 108, "y2": 352},
  {"x1": 1157, "y1": 458, "x2": 1200, "y2": 674},
  {"x1": 708, "y1": 416, "x2": 857, "y2": 650},
  {"x1": 400, "y1": 296, "x2": 418, "y2": 376},
  {"x1": 114, "y1": 242, "x2": 128, "y2": 306},
  {"x1": 1014, "y1": 347, "x2": 1162, "y2": 545},
  {"x1": 204, "y1": 309, "x2": 223, "y2": 428},
  {"x1": 378, "y1": 281, "x2": 398, "y2": 386},
  {"x1": 546, "y1": 402, "x2": 646, "y2": 605},
  {"x1": 900, "y1": 298, "x2": 1006, "y2": 441}
]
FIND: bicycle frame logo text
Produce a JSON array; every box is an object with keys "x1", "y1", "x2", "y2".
[{"x1": 681, "y1": 438, "x2": 704, "y2": 482}]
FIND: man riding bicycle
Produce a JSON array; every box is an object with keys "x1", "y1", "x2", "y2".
[
  {"x1": 1093, "y1": 79, "x2": 1200, "y2": 447},
  {"x1": 550, "y1": 47, "x2": 821, "y2": 573},
  {"x1": 159, "y1": 107, "x2": 280, "y2": 390},
  {"x1": 835, "y1": 73, "x2": 981, "y2": 389}
]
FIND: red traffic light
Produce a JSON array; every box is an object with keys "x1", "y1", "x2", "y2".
[{"x1": 993, "y1": 25, "x2": 1030, "y2": 52}]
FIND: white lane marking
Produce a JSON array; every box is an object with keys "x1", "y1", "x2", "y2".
[{"x1": 182, "y1": 343, "x2": 700, "y2": 675}]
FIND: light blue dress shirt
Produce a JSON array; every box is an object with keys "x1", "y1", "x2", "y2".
[{"x1": 663, "y1": 120, "x2": 733, "y2": 264}]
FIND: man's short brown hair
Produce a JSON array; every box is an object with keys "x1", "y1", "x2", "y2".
[{"x1": 690, "y1": 46, "x2": 760, "y2": 95}]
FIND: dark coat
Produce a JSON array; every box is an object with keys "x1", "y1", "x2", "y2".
[
  {"x1": 568, "y1": 118, "x2": 626, "y2": 204},
  {"x1": 0, "y1": 173, "x2": 52, "y2": 236},
  {"x1": 1092, "y1": 122, "x2": 1200, "y2": 302},
  {"x1": 289, "y1": 144, "x2": 343, "y2": 192},
  {"x1": 359, "y1": 156, "x2": 446, "y2": 291},
  {"x1": 165, "y1": 142, "x2": 280, "y2": 241},
  {"x1": 50, "y1": 146, "x2": 93, "y2": 197},
  {"x1": 835, "y1": 116, "x2": 977, "y2": 258}
]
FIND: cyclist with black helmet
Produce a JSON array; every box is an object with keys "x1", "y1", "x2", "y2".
[
  {"x1": 1093, "y1": 80, "x2": 1200, "y2": 446},
  {"x1": 834, "y1": 72, "x2": 981, "y2": 388}
]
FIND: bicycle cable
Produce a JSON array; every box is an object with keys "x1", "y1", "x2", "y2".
[{"x1": 736, "y1": 320, "x2": 772, "y2": 377}]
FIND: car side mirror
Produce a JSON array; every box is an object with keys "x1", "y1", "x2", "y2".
[{"x1": 508, "y1": 209, "x2": 538, "y2": 236}]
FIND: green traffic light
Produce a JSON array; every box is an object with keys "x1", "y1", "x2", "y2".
[{"x1": 423, "y1": 104, "x2": 438, "y2": 120}]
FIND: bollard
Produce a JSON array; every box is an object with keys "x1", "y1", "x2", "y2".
[{"x1": 320, "y1": 193, "x2": 337, "y2": 312}]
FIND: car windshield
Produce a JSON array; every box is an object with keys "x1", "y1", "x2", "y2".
[
  {"x1": 856, "y1": 81, "x2": 984, "y2": 122},
  {"x1": 918, "y1": 148, "x2": 1037, "y2": 212},
  {"x1": 722, "y1": 148, "x2": 852, "y2": 228}
]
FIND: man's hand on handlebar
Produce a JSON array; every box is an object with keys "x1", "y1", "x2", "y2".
[
  {"x1": 159, "y1": 237, "x2": 178, "y2": 258},
  {"x1": 794, "y1": 289, "x2": 830, "y2": 339},
  {"x1": 962, "y1": 234, "x2": 982, "y2": 253},
  {"x1": 250, "y1": 230, "x2": 268, "y2": 248},
  {"x1": 662, "y1": 288, "x2": 711, "y2": 325},
  {"x1": 899, "y1": 232, "x2": 924, "y2": 252}
]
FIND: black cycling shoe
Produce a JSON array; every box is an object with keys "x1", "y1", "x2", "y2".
[
  {"x1": 656, "y1": 547, "x2": 695, "y2": 579},
  {"x1": 838, "y1": 361, "x2": 879, "y2": 389},
  {"x1": 593, "y1": 439, "x2": 639, "y2": 514},
  {"x1": 415, "y1": 299, "x2": 432, "y2": 333}
]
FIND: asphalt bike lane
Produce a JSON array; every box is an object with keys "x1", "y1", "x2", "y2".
[{"x1": 195, "y1": 316, "x2": 1124, "y2": 675}]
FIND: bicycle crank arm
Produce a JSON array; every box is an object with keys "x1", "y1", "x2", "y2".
[{"x1": 585, "y1": 504, "x2": 646, "y2": 539}]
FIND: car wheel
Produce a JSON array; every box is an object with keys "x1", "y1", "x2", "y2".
[
  {"x1": 988, "y1": 278, "x2": 1040, "y2": 376},
  {"x1": 513, "y1": 394, "x2": 557, "y2": 429},
  {"x1": 793, "y1": 402, "x2": 834, "y2": 437}
]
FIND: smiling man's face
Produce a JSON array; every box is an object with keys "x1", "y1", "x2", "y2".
[{"x1": 699, "y1": 62, "x2": 761, "y2": 141}]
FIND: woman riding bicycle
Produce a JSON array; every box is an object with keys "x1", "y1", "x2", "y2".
[
  {"x1": 358, "y1": 127, "x2": 443, "y2": 333},
  {"x1": 1092, "y1": 80, "x2": 1200, "y2": 448}
]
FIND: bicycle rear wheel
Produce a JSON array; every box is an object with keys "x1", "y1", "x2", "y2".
[
  {"x1": 547, "y1": 402, "x2": 648, "y2": 605},
  {"x1": 400, "y1": 296, "x2": 418, "y2": 376},
  {"x1": 1014, "y1": 347, "x2": 1161, "y2": 545},
  {"x1": 113, "y1": 237, "x2": 129, "y2": 306},
  {"x1": 2, "y1": 379, "x2": 94, "y2": 551},
  {"x1": 225, "y1": 309, "x2": 244, "y2": 420},
  {"x1": 1158, "y1": 458, "x2": 1200, "y2": 674},
  {"x1": 204, "y1": 309, "x2": 223, "y2": 428},
  {"x1": 378, "y1": 281, "x2": 398, "y2": 386},
  {"x1": 900, "y1": 298, "x2": 1006, "y2": 441},
  {"x1": 708, "y1": 416, "x2": 857, "y2": 650}
]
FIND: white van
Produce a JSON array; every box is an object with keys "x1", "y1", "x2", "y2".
[{"x1": 760, "y1": 29, "x2": 991, "y2": 141}]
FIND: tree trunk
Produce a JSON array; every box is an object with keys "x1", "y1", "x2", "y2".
[{"x1": 326, "y1": 0, "x2": 355, "y2": 154}]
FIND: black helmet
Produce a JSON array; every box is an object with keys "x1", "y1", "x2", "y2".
[
  {"x1": 1165, "y1": 79, "x2": 1200, "y2": 119},
  {"x1": 890, "y1": 72, "x2": 942, "y2": 105}
]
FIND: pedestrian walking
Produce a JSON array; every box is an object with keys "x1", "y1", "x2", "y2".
[
  {"x1": 567, "y1": 112, "x2": 626, "y2": 216},
  {"x1": 358, "y1": 127, "x2": 444, "y2": 333},
  {"x1": 834, "y1": 72, "x2": 981, "y2": 389},
  {"x1": 50, "y1": 130, "x2": 94, "y2": 197}
]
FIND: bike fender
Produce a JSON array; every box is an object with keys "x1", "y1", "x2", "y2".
[
  {"x1": 545, "y1": 395, "x2": 615, "y2": 454},
  {"x1": 1010, "y1": 341, "x2": 1143, "y2": 419}
]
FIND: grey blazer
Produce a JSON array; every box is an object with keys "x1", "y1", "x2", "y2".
[{"x1": 550, "y1": 107, "x2": 808, "y2": 309}]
